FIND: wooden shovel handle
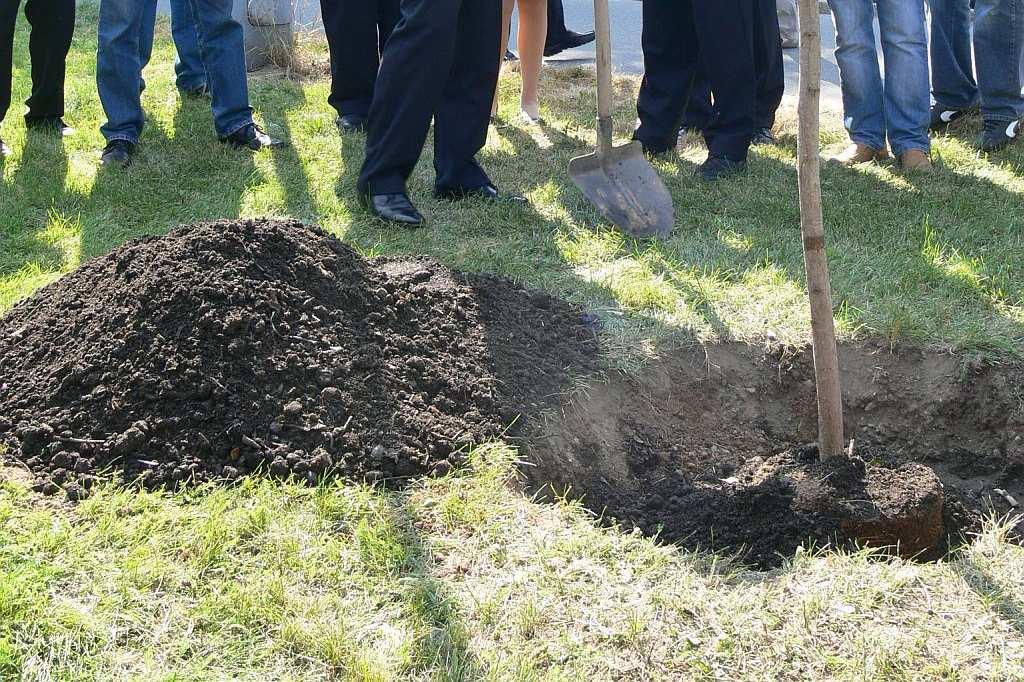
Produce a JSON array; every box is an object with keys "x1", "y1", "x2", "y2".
[{"x1": 594, "y1": 0, "x2": 613, "y2": 157}]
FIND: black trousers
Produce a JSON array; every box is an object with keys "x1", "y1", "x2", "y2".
[
  {"x1": 358, "y1": 0, "x2": 501, "y2": 196},
  {"x1": 321, "y1": 0, "x2": 401, "y2": 118},
  {"x1": 546, "y1": 0, "x2": 568, "y2": 47},
  {"x1": 682, "y1": 0, "x2": 784, "y2": 132},
  {"x1": 0, "y1": 0, "x2": 75, "y2": 125},
  {"x1": 635, "y1": 0, "x2": 757, "y2": 161}
]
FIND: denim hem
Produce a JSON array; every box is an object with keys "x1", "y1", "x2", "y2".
[
  {"x1": 848, "y1": 134, "x2": 887, "y2": 152},
  {"x1": 218, "y1": 118, "x2": 255, "y2": 140},
  {"x1": 982, "y1": 114, "x2": 1022, "y2": 123},
  {"x1": 103, "y1": 134, "x2": 139, "y2": 145},
  {"x1": 891, "y1": 143, "x2": 931, "y2": 156}
]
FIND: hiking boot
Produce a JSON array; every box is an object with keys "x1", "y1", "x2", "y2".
[
  {"x1": 100, "y1": 139, "x2": 135, "y2": 166},
  {"x1": 899, "y1": 149, "x2": 933, "y2": 172},
  {"x1": 829, "y1": 143, "x2": 889, "y2": 165},
  {"x1": 977, "y1": 118, "x2": 1023, "y2": 152},
  {"x1": 929, "y1": 104, "x2": 975, "y2": 131},
  {"x1": 220, "y1": 123, "x2": 285, "y2": 150},
  {"x1": 697, "y1": 156, "x2": 746, "y2": 181},
  {"x1": 751, "y1": 127, "x2": 777, "y2": 146}
]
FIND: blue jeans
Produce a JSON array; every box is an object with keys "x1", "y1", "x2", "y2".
[
  {"x1": 827, "y1": 0, "x2": 931, "y2": 154},
  {"x1": 97, "y1": 0, "x2": 252, "y2": 144},
  {"x1": 170, "y1": 0, "x2": 209, "y2": 92},
  {"x1": 929, "y1": 0, "x2": 1024, "y2": 123}
]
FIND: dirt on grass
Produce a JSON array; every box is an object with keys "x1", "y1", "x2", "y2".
[
  {"x1": 523, "y1": 342, "x2": 1024, "y2": 567},
  {"x1": 0, "y1": 218, "x2": 599, "y2": 497},
  {"x1": 1, "y1": 218, "x2": 1021, "y2": 569}
]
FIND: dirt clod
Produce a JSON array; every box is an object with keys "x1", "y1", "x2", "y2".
[{"x1": 0, "y1": 219, "x2": 598, "y2": 493}]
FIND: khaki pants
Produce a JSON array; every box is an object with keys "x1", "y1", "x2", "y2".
[{"x1": 778, "y1": 0, "x2": 799, "y2": 47}]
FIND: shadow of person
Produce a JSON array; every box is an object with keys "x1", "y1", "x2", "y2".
[
  {"x1": 955, "y1": 556, "x2": 1024, "y2": 637},
  {"x1": 0, "y1": 127, "x2": 73, "y2": 284}
]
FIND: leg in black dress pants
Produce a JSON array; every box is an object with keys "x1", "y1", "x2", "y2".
[
  {"x1": 0, "y1": 0, "x2": 76, "y2": 127},
  {"x1": 636, "y1": 0, "x2": 756, "y2": 163},
  {"x1": 358, "y1": 0, "x2": 501, "y2": 197},
  {"x1": 684, "y1": 0, "x2": 785, "y2": 136},
  {"x1": 753, "y1": 0, "x2": 785, "y2": 131},
  {"x1": 321, "y1": 0, "x2": 401, "y2": 119}
]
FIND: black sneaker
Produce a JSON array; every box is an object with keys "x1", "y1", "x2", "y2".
[
  {"x1": 697, "y1": 156, "x2": 747, "y2": 181},
  {"x1": 0, "y1": 137, "x2": 10, "y2": 158},
  {"x1": 101, "y1": 139, "x2": 135, "y2": 166},
  {"x1": 751, "y1": 127, "x2": 777, "y2": 146},
  {"x1": 977, "y1": 118, "x2": 1023, "y2": 152},
  {"x1": 929, "y1": 104, "x2": 974, "y2": 131},
  {"x1": 220, "y1": 123, "x2": 285, "y2": 150}
]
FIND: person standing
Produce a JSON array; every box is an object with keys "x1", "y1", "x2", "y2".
[
  {"x1": 358, "y1": 0, "x2": 521, "y2": 227},
  {"x1": 320, "y1": 0, "x2": 401, "y2": 134},
  {"x1": 169, "y1": 0, "x2": 211, "y2": 98},
  {"x1": 634, "y1": 0, "x2": 758, "y2": 181},
  {"x1": 0, "y1": 0, "x2": 76, "y2": 157},
  {"x1": 544, "y1": 0, "x2": 594, "y2": 57},
  {"x1": 929, "y1": 0, "x2": 1024, "y2": 151},
  {"x1": 97, "y1": 0, "x2": 281, "y2": 167},
  {"x1": 826, "y1": 0, "x2": 932, "y2": 169},
  {"x1": 680, "y1": 0, "x2": 786, "y2": 147},
  {"x1": 497, "y1": 0, "x2": 547, "y2": 124},
  {"x1": 777, "y1": 0, "x2": 799, "y2": 49}
]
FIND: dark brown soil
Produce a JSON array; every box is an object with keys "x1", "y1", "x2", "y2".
[
  {"x1": 0, "y1": 219, "x2": 598, "y2": 495},
  {"x1": 523, "y1": 343, "x2": 1024, "y2": 568}
]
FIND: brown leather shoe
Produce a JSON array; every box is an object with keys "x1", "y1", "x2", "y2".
[
  {"x1": 829, "y1": 143, "x2": 889, "y2": 165},
  {"x1": 899, "y1": 149, "x2": 933, "y2": 172}
]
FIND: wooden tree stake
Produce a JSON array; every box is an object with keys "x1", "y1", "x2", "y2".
[{"x1": 797, "y1": 0, "x2": 845, "y2": 459}]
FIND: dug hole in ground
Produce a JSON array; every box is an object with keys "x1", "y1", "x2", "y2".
[{"x1": 0, "y1": 219, "x2": 1020, "y2": 569}]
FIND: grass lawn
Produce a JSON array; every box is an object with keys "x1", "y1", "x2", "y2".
[{"x1": 2, "y1": 6, "x2": 1024, "y2": 680}]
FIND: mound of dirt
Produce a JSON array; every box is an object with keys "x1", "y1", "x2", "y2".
[
  {"x1": 0, "y1": 219, "x2": 599, "y2": 496},
  {"x1": 581, "y1": 445, "x2": 947, "y2": 568}
]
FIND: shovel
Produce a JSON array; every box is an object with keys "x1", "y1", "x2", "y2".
[{"x1": 569, "y1": 0, "x2": 674, "y2": 239}]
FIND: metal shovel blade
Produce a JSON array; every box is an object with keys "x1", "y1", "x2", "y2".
[{"x1": 569, "y1": 141, "x2": 675, "y2": 240}]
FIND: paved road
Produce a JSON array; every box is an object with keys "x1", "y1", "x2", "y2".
[{"x1": 157, "y1": 0, "x2": 847, "y2": 111}]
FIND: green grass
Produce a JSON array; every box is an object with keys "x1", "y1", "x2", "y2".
[
  {"x1": 2, "y1": 449, "x2": 1023, "y2": 680},
  {"x1": 3, "y1": 6, "x2": 1024, "y2": 361},
  {"x1": 3, "y1": 8, "x2": 1024, "y2": 680}
]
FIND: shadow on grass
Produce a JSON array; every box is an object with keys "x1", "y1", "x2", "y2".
[
  {"x1": 955, "y1": 559, "x2": 1024, "y2": 637},
  {"x1": 0, "y1": 128, "x2": 77, "y2": 280}
]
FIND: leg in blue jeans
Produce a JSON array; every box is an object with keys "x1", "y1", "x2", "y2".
[
  {"x1": 183, "y1": 0, "x2": 252, "y2": 138},
  {"x1": 928, "y1": 0, "x2": 979, "y2": 111},
  {"x1": 876, "y1": 0, "x2": 930, "y2": 154},
  {"x1": 974, "y1": 0, "x2": 1024, "y2": 122},
  {"x1": 828, "y1": 0, "x2": 886, "y2": 150},
  {"x1": 97, "y1": 0, "x2": 157, "y2": 144},
  {"x1": 170, "y1": 0, "x2": 209, "y2": 92}
]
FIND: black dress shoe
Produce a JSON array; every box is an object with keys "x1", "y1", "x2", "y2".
[
  {"x1": 359, "y1": 192, "x2": 425, "y2": 227},
  {"x1": 336, "y1": 114, "x2": 367, "y2": 134},
  {"x1": 697, "y1": 156, "x2": 747, "y2": 181},
  {"x1": 0, "y1": 137, "x2": 10, "y2": 158},
  {"x1": 220, "y1": 123, "x2": 285, "y2": 150},
  {"x1": 751, "y1": 127, "x2": 777, "y2": 146},
  {"x1": 26, "y1": 117, "x2": 75, "y2": 136},
  {"x1": 435, "y1": 184, "x2": 527, "y2": 204},
  {"x1": 101, "y1": 139, "x2": 136, "y2": 166},
  {"x1": 544, "y1": 30, "x2": 596, "y2": 58}
]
